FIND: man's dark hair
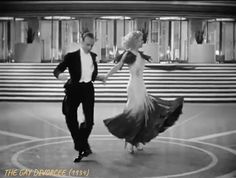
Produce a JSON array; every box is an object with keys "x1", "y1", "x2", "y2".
[{"x1": 82, "y1": 32, "x2": 94, "y2": 41}]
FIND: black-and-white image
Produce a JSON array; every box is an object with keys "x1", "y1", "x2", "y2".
[{"x1": 0, "y1": 1, "x2": 236, "y2": 178}]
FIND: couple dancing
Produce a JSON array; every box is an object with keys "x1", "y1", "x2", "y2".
[{"x1": 53, "y1": 31, "x2": 184, "y2": 163}]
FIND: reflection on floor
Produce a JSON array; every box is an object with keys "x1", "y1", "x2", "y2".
[{"x1": 0, "y1": 102, "x2": 236, "y2": 178}]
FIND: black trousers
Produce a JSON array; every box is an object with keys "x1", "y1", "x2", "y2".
[{"x1": 62, "y1": 81, "x2": 94, "y2": 152}]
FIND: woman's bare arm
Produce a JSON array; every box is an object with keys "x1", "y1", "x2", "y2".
[{"x1": 103, "y1": 52, "x2": 128, "y2": 81}]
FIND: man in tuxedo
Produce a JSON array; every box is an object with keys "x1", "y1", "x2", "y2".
[{"x1": 53, "y1": 32, "x2": 103, "y2": 162}]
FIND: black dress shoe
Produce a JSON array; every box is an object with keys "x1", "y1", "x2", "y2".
[
  {"x1": 74, "y1": 155, "x2": 83, "y2": 163},
  {"x1": 73, "y1": 149, "x2": 92, "y2": 163},
  {"x1": 82, "y1": 148, "x2": 92, "y2": 157}
]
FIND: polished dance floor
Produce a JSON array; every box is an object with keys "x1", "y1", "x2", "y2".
[{"x1": 0, "y1": 102, "x2": 236, "y2": 178}]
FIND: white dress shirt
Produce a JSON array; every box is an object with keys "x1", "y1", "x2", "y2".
[{"x1": 79, "y1": 48, "x2": 94, "y2": 83}]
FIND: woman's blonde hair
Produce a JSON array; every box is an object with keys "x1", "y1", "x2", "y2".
[{"x1": 122, "y1": 31, "x2": 143, "y2": 50}]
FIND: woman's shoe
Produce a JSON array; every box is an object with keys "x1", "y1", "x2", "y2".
[
  {"x1": 135, "y1": 143, "x2": 143, "y2": 151},
  {"x1": 128, "y1": 144, "x2": 135, "y2": 154}
]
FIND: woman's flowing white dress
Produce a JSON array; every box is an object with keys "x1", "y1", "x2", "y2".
[{"x1": 104, "y1": 52, "x2": 184, "y2": 145}]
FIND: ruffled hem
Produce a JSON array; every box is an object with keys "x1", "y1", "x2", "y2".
[{"x1": 103, "y1": 96, "x2": 184, "y2": 145}]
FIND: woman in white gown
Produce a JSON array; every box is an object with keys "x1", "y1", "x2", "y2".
[{"x1": 102, "y1": 31, "x2": 184, "y2": 153}]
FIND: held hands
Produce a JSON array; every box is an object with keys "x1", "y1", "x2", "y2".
[{"x1": 96, "y1": 75, "x2": 107, "y2": 84}]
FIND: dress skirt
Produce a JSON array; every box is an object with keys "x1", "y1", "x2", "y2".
[{"x1": 103, "y1": 95, "x2": 184, "y2": 145}]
